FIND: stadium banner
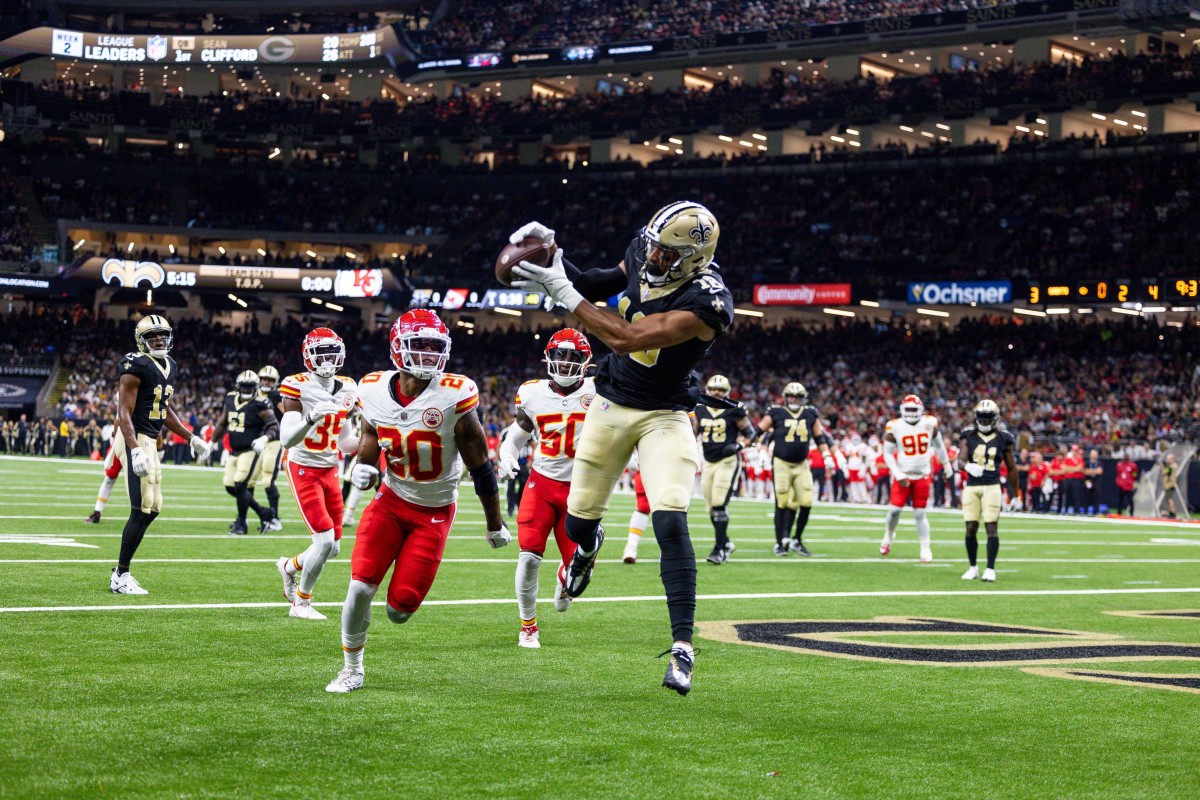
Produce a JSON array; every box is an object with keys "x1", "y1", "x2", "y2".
[
  {"x1": 0, "y1": 272, "x2": 57, "y2": 295},
  {"x1": 0, "y1": 26, "x2": 402, "y2": 65},
  {"x1": 907, "y1": 280, "x2": 1012, "y2": 305},
  {"x1": 753, "y1": 283, "x2": 852, "y2": 306},
  {"x1": 70, "y1": 257, "x2": 397, "y2": 298},
  {"x1": 0, "y1": 377, "x2": 47, "y2": 409},
  {"x1": 410, "y1": 287, "x2": 550, "y2": 311}
]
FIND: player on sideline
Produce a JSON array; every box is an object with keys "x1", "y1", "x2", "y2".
[
  {"x1": 111, "y1": 315, "x2": 211, "y2": 593},
  {"x1": 693, "y1": 375, "x2": 755, "y2": 564},
  {"x1": 274, "y1": 328, "x2": 358, "y2": 620},
  {"x1": 255, "y1": 365, "x2": 285, "y2": 527},
  {"x1": 757, "y1": 382, "x2": 830, "y2": 556},
  {"x1": 210, "y1": 370, "x2": 280, "y2": 536},
  {"x1": 509, "y1": 202, "x2": 732, "y2": 695},
  {"x1": 958, "y1": 399, "x2": 1017, "y2": 582},
  {"x1": 326, "y1": 310, "x2": 510, "y2": 692},
  {"x1": 879, "y1": 395, "x2": 954, "y2": 562},
  {"x1": 498, "y1": 328, "x2": 595, "y2": 648},
  {"x1": 621, "y1": 450, "x2": 651, "y2": 563}
]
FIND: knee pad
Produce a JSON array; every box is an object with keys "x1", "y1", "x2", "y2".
[
  {"x1": 313, "y1": 531, "x2": 336, "y2": 559},
  {"x1": 519, "y1": 549, "x2": 545, "y2": 564},
  {"x1": 913, "y1": 508, "x2": 928, "y2": 523},
  {"x1": 711, "y1": 506, "x2": 729, "y2": 524}
]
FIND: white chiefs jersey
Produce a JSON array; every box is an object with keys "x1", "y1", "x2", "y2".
[
  {"x1": 515, "y1": 377, "x2": 595, "y2": 483},
  {"x1": 884, "y1": 415, "x2": 940, "y2": 476},
  {"x1": 357, "y1": 370, "x2": 479, "y2": 508},
  {"x1": 279, "y1": 373, "x2": 357, "y2": 468}
]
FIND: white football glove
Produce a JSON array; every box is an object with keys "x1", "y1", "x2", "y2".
[
  {"x1": 251, "y1": 435, "x2": 269, "y2": 454},
  {"x1": 944, "y1": 462, "x2": 956, "y2": 480},
  {"x1": 498, "y1": 454, "x2": 520, "y2": 480},
  {"x1": 965, "y1": 463, "x2": 985, "y2": 478},
  {"x1": 307, "y1": 401, "x2": 343, "y2": 424},
  {"x1": 511, "y1": 249, "x2": 583, "y2": 312},
  {"x1": 189, "y1": 435, "x2": 211, "y2": 462},
  {"x1": 486, "y1": 523, "x2": 512, "y2": 549},
  {"x1": 509, "y1": 221, "x2": 555, "y2": 246},
  {"x1": 130, "y1": 446, "x2": 151, "y2": 478},
  {"x1": 350, "y1": 462, "x2": 379, "y2": 490}
]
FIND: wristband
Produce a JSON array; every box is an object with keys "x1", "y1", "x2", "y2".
[{"x1": 470, "y1": 462, "x2": 499, "y2": 497}]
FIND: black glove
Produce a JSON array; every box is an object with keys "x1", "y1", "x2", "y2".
[{"x1": 720, "y1": 442, "x2": 744, "y2": 459}]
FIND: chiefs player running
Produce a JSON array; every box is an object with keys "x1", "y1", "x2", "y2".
[
  {"x1": 326, "y1": 310, "x2": 510, "y2": 693},
  {"x1": 499, "y1": 328, "x2": 596, "y2": 648},
  {"x1": 275, "y1": 328, "x2": 358, "y2": 620},
  {"x1": 880, "y1": 395, "x2": 953, "y2": 562}
]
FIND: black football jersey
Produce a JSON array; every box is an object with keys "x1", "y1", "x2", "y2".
[
  {"x1": 594, "y1": 236, "x2": 735, "y2": 411},
  {"x1": 765, "y1": 405, "x2": 821, "y2": 463},
  {"x1": 118, "y1": 352, "x2": 177, "y2": 437},
  {"x1": 694, "y1": 403, "x2": 748, "y2": 463},
  {"x1": 224, "y1": 392, "x2": 274, "y2": 454},
  {"x1": 961, "y1": 427, "x2": 1015, "y2": 486},
  {"x1": 261, "y1": 388, "x2": 284, "y2": 420}
]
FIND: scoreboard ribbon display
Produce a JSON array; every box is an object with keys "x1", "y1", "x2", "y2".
[
  {"x1": 72, "y1": 257, "x2": 397, "y2": 297},
  {"x1": 1026, "y1": 278, "x2": 1200, "y2": 305}
]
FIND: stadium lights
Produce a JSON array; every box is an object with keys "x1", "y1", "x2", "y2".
[
  {"x1": 228, "y1": 294, "x2": 247, "y2": 309},
  {"x1": 824, "y1": 308, "x2": 855, "y2": 318},
  {"x1": 168, "y1": 244, "x2": 175, "y2": 254},
  {"x1": 456, "y1": 320, "x2": 475, "y2": 329},
  {"x1": 1131, "y1": 110, "x2": 1146, "y2": 117},
  {"x1": 1046, "y1": 308, "x2": 1071, "y2": 315},
  {"x1": 1141, "y1": 306, "x2": 1167, "y2": 313},
  {"x1": 1091, "y1": 113, "x2": 1106, "y2": 121},
  {"x1": 127, "y1": 242, "x2": 134, "y2": 252},
  {"x1": 752, "y1": 133, "x2": 767, "y2": 141},
  {"x1": 218, "y1": 246, "x2": 226, "y2": 255},
  {"x1": 860, "y1": 300, "x2": 880, "y2": 307},
  {"x1": 1036, "y1": 118, "x2": 1048, "y2": 124},
  {"x1": 718, "y1": 135, "x2": 733, "y2": 142},
  {"x1": 1111, "y1": 307, "x2": 1140, "y2": 315},
  {"x1": 325, "y1": 302, "x2": 344, "y2": 312},
  {"x1": 845, "y1": 128, "x2": 859, "y2": 136},
  {"x1": 305, "y1": 250, "x2": 317, "y2": 258},
  {"x1": 738, "y1": 141, "x2": 754, "y2": 148},
  {"x1": 1171, "y1": 306, "x2": 1195, "y2": 312},
  {"x1": 256, "y1": 248, "x2": 266, "y2": 256},
  {"x1": 917, "y1": 308, "x2": 950, "y2": 318},
  {"x1": 1013, "y1": 307, "x2": 1047, "y2": 317},
  {"x1": 936, "y1": 123, "x2": 950, "y2": 131},
  {"x1": 733, "y1": 308, "x2": 764, "y2": 317},
  {"x1": 848, "y1": 142, "x2": 861, "y2": 147},
  {"x1": 493, "y1": 307, "x2": 522, "y2": 317},
  {"x1": 73, "y1": 239, "x2": 86, "y2": 250},
  {"x1": 1076, "y1": 308, "x2": 1094, "y2": 314},
  {"x1": 668, "y1": 137, "x2": 683, "y2": 144},
  {"x1": 1167, "y1": 321, "x2": 1184, "y2": 328},
  {"x1": 899, "y1": 125, "x2": 914, "y2": 133},
  {"x1": 311, "y1": 298, "x2": 323, "y2": 305},
  {"x1": 830, "y1": 136, "x2": 845, "y2": 143}
]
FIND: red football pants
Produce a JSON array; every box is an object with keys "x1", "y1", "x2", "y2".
[
  {"x1": 633, "y1": 470, "x2": 650, "y2": 514},
  {"x1": 889, "y1": 475, "x2": 932, "y2": 509},
  {"x1": 285, "y1": 458, "x2": 344, "y2": 539},
  {"x1": 517, "y1": 469, "x2": 577, "y2": 566}
]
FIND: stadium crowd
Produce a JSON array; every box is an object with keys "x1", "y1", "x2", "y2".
[{"x1": 0, "y1": 173, "x2": 37, "y2": 265}]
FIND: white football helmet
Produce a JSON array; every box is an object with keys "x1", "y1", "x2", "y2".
[
  {"x1": 783, "y1": 382, "x2": 807, "y2": 410},
  {"x1": 706, "y1": 375, "x2": 731, "y2": 397},
  {"x1": 900, "y1": 394, "x2": 923, "y2": 425}
]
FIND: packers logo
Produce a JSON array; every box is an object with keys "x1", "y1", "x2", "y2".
[
  {"x1": 697, "y1": 616, "x2": 1200, "y2": 694},
  {"x1": 101, "y1": 258, "x2": 166, "y2": 289},
  {"x1": 689, "y1": 218, "x2": 713, "y2": 246}
]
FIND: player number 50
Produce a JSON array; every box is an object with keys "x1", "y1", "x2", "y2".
[{"x1": 535, "y1": 412, "x2": 586, "y2": 458}]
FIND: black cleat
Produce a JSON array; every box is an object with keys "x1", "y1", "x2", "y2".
[
  {"x1": 563, "y1": 526, "x2": 604, "y2": 598},
  {"x1": 229, "y1": 521, "x2": 249, "y2": 536},
  {"x1": 659, "y1": 647, "x2": 694, "y2": 696},
  {"x1": 790, "y1": 540, "x2": 812, "y2": 557},
  {"x1": 85, "y1": 511, "x2": 101, "y2": 524},
  {"x1": 773, "y1": 543, "x2": 789, "y2": 557},
  {"x1": 705, "y1": 545, "x2": 728, "y2": 565}
]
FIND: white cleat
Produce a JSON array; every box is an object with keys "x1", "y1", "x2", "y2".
[
  {"x1": 553, "y1": 565, "x2": 572, "y2": 612},
  {"x1": 981, "y1": 568, "x2": 996, "y2": 582},
  {"x1": 290, "y1": 602, "x2": 327, "y2": 620},
  {"x1": 325, "y1": 668, "x2": 364, "y2": 693},
  {"x1": 622, "y1": 540, "x2": 639, "y2": 564},
  {"x1": 276, "y1": 557, "x2": 298, "y2": 605},
  {"x1": 265, "y1": 517, "x2": 283, "y2": 532},
  {"x1": 342, "y1": 510, "x2": 356, "y2": 527},
  {"x1": 919, "y1": 546, "x2": 933, "y2": 564},
  {"x1": 880, "y1": 532, "x2": 894, "y2": 556},
  {"x1": 518, "y1": 625, "x2": 541, "y2": 649},
  {"x1": 110, "y1": 568, "x2": 149, "y2": 595},
  {"x1": 961, "y1": 566, "x2": 979, "y2": 581}
]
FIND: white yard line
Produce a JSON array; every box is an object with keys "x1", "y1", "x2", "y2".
[{"x1": 4, "y1": 557, "x2": 1200, "y2": 565}]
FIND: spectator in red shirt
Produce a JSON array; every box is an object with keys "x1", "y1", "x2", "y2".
[
  {"x1": 1026, "y1": 452, "x2": 1049, "y2": 513},
  {"x1": 1048, "y1": 445, "x2": 1068, "y2": 513},
  {"x1": 1115, "y1": 454, "x2": 1139, "y2": 515},
  {"x1": 1062, "y1": 445, "x2": 1086, "y2": 514}
]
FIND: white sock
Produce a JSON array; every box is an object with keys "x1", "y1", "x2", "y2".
[
  {"x1": 914, "y1": 509, "x2": 931, "y2": 546},
  {"x1": 297, "y1": 530, "x2": 336, "y2": 600},
  {"x1": 674, "y1": 641, "x2": 694, "y2": 655},
  {"x1": 515, "y1": 551, "x2": 541, "y2": 624},
  {"x1": 628, "y1": 511, "x2": 648, "y2": 542},
  {"x1": 885, "y1": 506, "x2": 901, "y2": 537},
  {"x1": 95, "y1": 475, "x2": 116, "y2": 512},
  {"x1": 345, "y1": 486, "x2": 365, "y2": 514},
  {"x1": 341, "y1": 579, "x2": 376, "y2": 671}
]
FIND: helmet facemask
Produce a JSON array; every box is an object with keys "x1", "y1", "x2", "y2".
[
  {"x1": 395, "y1": 333, "x2": 450, "y2": 381},
  {"x1": 138, "y1": 328, "x2": 173, "y2": 359},
  {"x1": 641, "y1": 230, "x2": 696, "y2": 286},
  {"x1": 901, "y1": 402, "x2": 923, "y2": 425},
  {"x1": 237, "y1": 377, "x2": 258, "y2": 400},
  {"x1": 305, "y1": 341, "x2": 345, "y2": 379},
  {"x1": 545, "y1": 346, "x2": 588, "y2": 387},
  {"x1": 975, "y1": 411, "x2": 998, "y2": 432}
]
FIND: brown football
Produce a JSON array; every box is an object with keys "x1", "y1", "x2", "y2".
[{"x1": 496, "y1": 237, "x2": 556, "y2": 287}]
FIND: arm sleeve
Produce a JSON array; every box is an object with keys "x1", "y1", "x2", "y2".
[
  {"x1": 883, "y1": 440, "x2": 901, "y2": 476},
  {"x1": 931, "y1": 428, "x2": 950, "y2": 468},
  {"x1": 563, "y1": 257, "x2": 627, "y2": 302},
  {"x1": 337, "y1": 419, "x2": 360, "y2": 456},
  {"x1": 499, "y1": 423, "x2": 533, "y2": 464},
  {"x1": 280, "y1": 410, "x2": 310, "y2": 449}
]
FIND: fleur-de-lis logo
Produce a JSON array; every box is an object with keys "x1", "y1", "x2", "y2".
[
  {"x1": 100, "y1": 258, "x2": 165, "y2": 289},
  {"x1": 689, "y1": 217, "x2": 713, "y2": 246}
]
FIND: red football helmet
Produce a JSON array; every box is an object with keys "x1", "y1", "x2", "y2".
[
  {"x1": 390, "y1": 309, "x2": 451, "y2": 379},
  {"x1": 303, "y1": 327, "x2": 345, "y2": 378},
  {"x1": 544, "y1": 327, "x2": 591, "y2": 386},
  {"x1": 900, "y1": 394, "x2": 923, "y2": 424}
]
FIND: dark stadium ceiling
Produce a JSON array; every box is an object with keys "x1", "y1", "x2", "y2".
[{"x1": 55, "y1": 0, "x2": 421, "y2": 11}]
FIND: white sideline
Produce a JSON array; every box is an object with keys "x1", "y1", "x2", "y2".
[
  {"x1": 5, "y1": 557, "x2": 1200, "y2": 565},
  {"x1": 3, "y1": 586, "x2": 1200, "y2": 613}
]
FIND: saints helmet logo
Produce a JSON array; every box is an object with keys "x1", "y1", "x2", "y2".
[{"x1": 689, "y1": 218, "x2": 713, "y2": 246}]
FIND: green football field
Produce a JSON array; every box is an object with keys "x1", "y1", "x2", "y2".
[{"x1": 2, "y1": 455, "x2": 1199, "y2": 800}]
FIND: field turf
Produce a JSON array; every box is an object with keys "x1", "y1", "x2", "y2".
[{"x1": 2, "y1": 455, "x2": 1198, "y2": 799}]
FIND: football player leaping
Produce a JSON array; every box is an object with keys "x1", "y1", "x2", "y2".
[
  {"x1": 210, "y1": 370, "x2": 280, "y2": 536},
  {"x1": 880, "y1": 394, "x2": 954, "y2": 562},
  {"x1": 509, "y1": 202, "x2": 733, "y2": 695},
  {"x1": 498, "y1": 328, "x2": 595, "y2": 648},
  {"x1": 111, "y1": 315, "x2": 212, "y2": 594},
  {"x1": 274, "y1": 328, "x2": 358, "y2": 620},
  {"x1": 959, "y1": 399, "x2": 1017, "y2": 582},
  {"x1": 693, "y1": 375, "x2": 755, "y2": 564},
  {"x1": 326, "y1": 310, "x2": 510, "y2": 693}
]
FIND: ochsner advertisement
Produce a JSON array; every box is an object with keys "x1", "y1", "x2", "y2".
[{"x1": 907, "y1": 281, "x2": 1012, "y2": 305}]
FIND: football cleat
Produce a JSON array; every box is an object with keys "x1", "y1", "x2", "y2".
[
  {"x1": 553, "y1": 564, "x2": 572, "y2": 612},
  {"x1": 342, "y1": 509, "x2": 356, "y2": 527},
  {"x1": 289, "y1": 602, "x2": 326, "y2": 620},
  {"x1": 962, "y1": 566, "x2": 979, "y2": 580},
  {"x1": 110, "y1": 568, "x2": 149, "y2": 595},
  {"x1": 325, "y1": 668, "x2": 364, "y2": 693},
  {"x1": 723, "y1": 540, "x2": 736, "y2": 557},
  {"x1": 773, "y1": 543, "x2": 789, "y2": 557},
  {"x1": 276, "y1": 557, "x2": 298, "y2": 605},
  {"x1": 518, "y1": 625, "x2": 541, "y2": 649},
  {"x1": 622, "y1": 539, "x2": 638, "y2": 564},
  {"x1": 981, "y1": 568, "x2": 996, "y2": 582},
  {"x1": 919, "y1": 546, "x2": 933, "y2": 564},
  {"x1": 85, "y1": 511, "x2": 102, "y2": 524},
  {"x1": 880, "y1": 531, "x2": 894, "y2": 556},
  {"x1": 790, "y1": 540, "x2": 812, "y2": 557},
  {"x1": 229, "y1": 521, "x2": 249, "y2": 536},
  {"x1": 563, "y1": 526, "x2": 604, "y2": 598},
  {"x1": 264, "y1": 517, "x2": 283, "y2": 532},
  {"x1": 659, "y1": 646, "x2": 695, "y2": 696},
  {"x1": 705, "y1": 545, "x2": 728, "y2": 565}
]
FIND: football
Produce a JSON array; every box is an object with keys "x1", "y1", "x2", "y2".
[{"x1": 496, "y1": 237, "x2": 556, "y2": 287}]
